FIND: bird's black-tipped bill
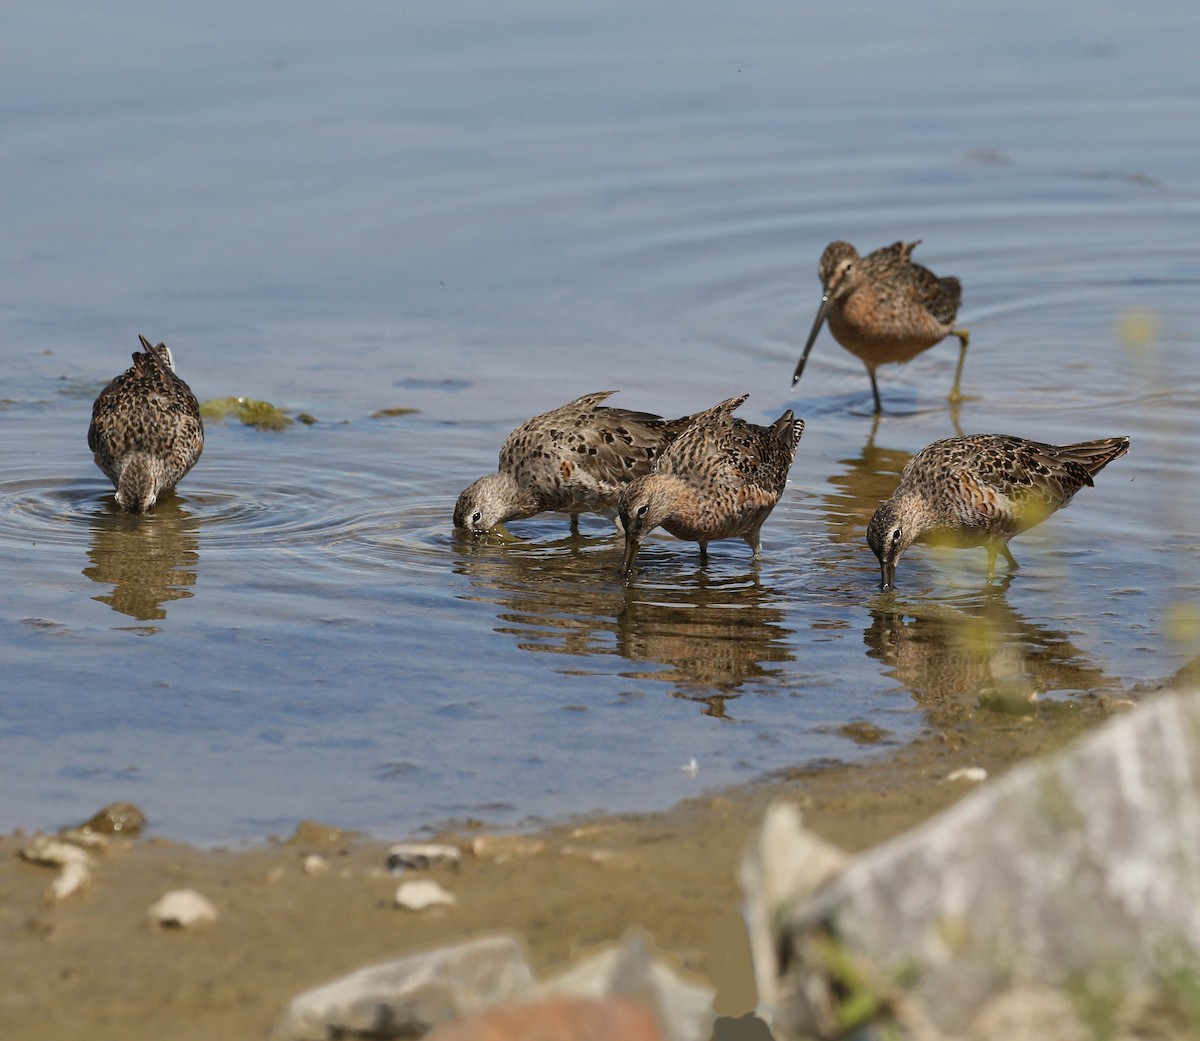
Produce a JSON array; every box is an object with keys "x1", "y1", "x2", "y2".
[
  {"x1": 792, "y1": 291, "x2": 834, "y2": 386},
  {"x1": 620, "y1": 536, "x2": 640, "y2": 577},
  {"x1": 878, "y1": 558, "x2": 897, "y2": 593}
]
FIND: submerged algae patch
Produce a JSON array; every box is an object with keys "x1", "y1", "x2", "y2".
[
  {"x1": 200, "y1": 397, "x2": 295, "y2": 431},
  {"x1": 370, "y1": 407, "x2": 419, "y2": 419}
]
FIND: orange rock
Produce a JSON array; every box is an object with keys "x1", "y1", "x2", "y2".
[{"x1": 425, "y1": 997, "x2": 666, "y2": 1041}]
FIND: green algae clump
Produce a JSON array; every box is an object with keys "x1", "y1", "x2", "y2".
[{"x1": 200, "y1": 396, "x2": 295, "y2": 431}]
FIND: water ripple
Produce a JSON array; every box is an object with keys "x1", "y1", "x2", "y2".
[
  {"x1": 0, "y1": 477, "x2": 103, "y2": 548},
  {"x1": 0, "y1": 463, "x2": 450, "y2": 571}
]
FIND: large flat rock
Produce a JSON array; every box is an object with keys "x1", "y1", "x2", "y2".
[{"x1": 745, "y1": 689, "x2": 1200, "y2": 1037}]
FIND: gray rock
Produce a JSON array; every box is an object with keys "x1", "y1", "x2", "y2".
[
  {"x1": 270, "y1": 926, "x2": 713, "y2": 1041},
  {"x1": 269, "y1": 932, "x2": 535, "y2": 1040},
  {"x1": 745, "y1": 688, "x2": 1200, "y2": 1038},
  {"x1": 539, "y1": 928, "x2": 715, "y2": 1041}
]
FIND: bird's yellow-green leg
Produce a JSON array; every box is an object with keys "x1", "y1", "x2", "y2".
[
  {"x1": 985, "y1": 540, "x2": 1019, "y2": 579},
  {"x1": 1001, "y1": 543, "x2": 1018, "y2": 572},
  {"x1": 948, "y1": 328, "x2": 970, "y2": 403}
]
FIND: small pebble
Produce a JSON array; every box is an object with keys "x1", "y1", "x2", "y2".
[
  {"x1": 386, "y1": 842, "x2": 461, "y2": 873},
  {"x1": 286, "y1": 820, "x2": 354, "y2": 848},
  {"x1": 149, "y1": 889, "x2": 218, "y2": 928},
  {"x1": 470, "y1": 834, "x2": 545, "y2": 860},
  {"x1": 303, "y1": 854, "x2": 330, "y2": 876},
  {"x1": 559, "y1": 845, "x2": 635, "y2": 869},
  {"x1": 80, "y1": 802, "x2": 146, "y2": 836},
  {"x1": 394, "y1": 879, "x2": 456, "y2": 911}
]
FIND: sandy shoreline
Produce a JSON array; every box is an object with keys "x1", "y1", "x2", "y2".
[{"x1": 0, "y1": 700, "x2": 1113, "y2": 1040}]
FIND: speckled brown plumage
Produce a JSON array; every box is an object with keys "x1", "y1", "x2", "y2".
[
  {"x1": 453, "y1": 391, "x2": 697, "y2": 535},
  {"x1": 88, "y1": 335, "x2": 204, "y2": 514},
  {"x1": 792, "y1": 240, "x2": 969, "y2": 413},
  {"x1": 618, "y1": 394, "x2": 804, "y2": 574},
  {"x1": 867, "y1": 434, "x2": 1129, "y2": 590}
]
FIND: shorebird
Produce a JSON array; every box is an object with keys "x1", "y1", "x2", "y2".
[
  {"x1": 454, "y1": 391, "x2": 695, "y2": 536},
  {"x1": 792, "y1": 240, "x2": 969, "y2": 413},
  {"x1": 88, "y1": 335, "x2": 204, "y2": 514},
  {"x1": 618, "y1": 394, "x2": 803, "y2": 575},
  {"x1": 867, "y1": 434, "x2": 1129, "y2": 591}
]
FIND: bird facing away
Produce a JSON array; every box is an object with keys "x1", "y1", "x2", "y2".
[
  {"x1": 453, "y1": 391, "x2": 697, "y2": 536},
  {"x1": 866, "y1": 434, "x2": 1129, "y2": 591},
  {"x1": 792, "y1": 240, "x2": 969, "y2": 413},
  {"x1": 618, "y1": 394, "x2": 803, "y2": 576},
  {"x1": 88, "y1": 335, "x2": 204, "y2": 514}
]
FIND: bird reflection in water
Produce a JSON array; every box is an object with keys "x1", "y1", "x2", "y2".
[
  {"x1": 83, "y1": 496, "x2": 200, "y2": 627},
  {"x1": 453, "y1": 538, "x2": 793, "y2": 717},
  {"x1": 864, "y1": 589, "x2": 1114, "y2": 721},
  {"x1": 820, "y1": 419, "x2": 915, "y2": 549},
  {"x1": 454, "y1": 534, "x2": 625, "y2": 658},
  {"x1": 617, "y1": 570, "x2": 794, "y2": 718}
]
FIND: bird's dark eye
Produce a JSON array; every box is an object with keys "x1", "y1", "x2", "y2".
[
  {"x1": 472, "y1": 511, "x2": 482, "y2": 525},
  {"x1": 891, "y1": 528, "x2": 902, "y2": 544},
  {"x1": 637, "y1": 504, "x2": 649, "y2": 517}
]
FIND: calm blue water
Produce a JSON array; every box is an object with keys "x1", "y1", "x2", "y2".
[{"x1": 1, "y1": 0, "x2": 1198, "y2": 842}]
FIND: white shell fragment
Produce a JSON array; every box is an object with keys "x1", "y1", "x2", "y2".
[
  {"x1": 394, "y1": 879, "x2": 456, "y2": 911},
  {"x1": 944, "y1": 766, "x2": 989, "y2": 783},
  {"x1": 148, "y1": 888, "x2": 219, "y2": 928},
  {"x1": 47, "y1": 861, "x2": 92, "y2": 903},
  {"x1": 385, "y1": 842, "x2": 461, "y2": 873},
  {"x1": 20, "y1": 836, "x2": 93, "y2": 868},
  {"x1": 20, "y1": 836, "x2": 96, "y2": 904}
]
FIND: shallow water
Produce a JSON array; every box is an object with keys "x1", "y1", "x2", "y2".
[{"x1": 2, "y1": 0, "x2": 1198, "y2": 842}]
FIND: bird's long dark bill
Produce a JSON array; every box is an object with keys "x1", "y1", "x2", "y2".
[
  {"x1": 792, "y1": 291, "x2": 834, "y2": 385},
  {"x1": 620, "y1": 536, "x2": 640, "y2": 577},
  {"x1": 879, "y1": 558, "x2": 897, "y2": 593}
]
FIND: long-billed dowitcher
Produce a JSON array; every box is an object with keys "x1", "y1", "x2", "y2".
[
  {"x1": 88, "y1": 335, "x2": 204, "y2": 514},
  {"x1": 454, "y1": 391, "x2": 696, "y2": 536},
  {"x1": 618, "y1": 394, "x2": 803, "y2": 575},
  {"x1": 867, "y1": 434, "x2": 1129, "y2": 591},
  {"x1": 792, "y1": 240, "x2": 969, "y2": 413}
]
